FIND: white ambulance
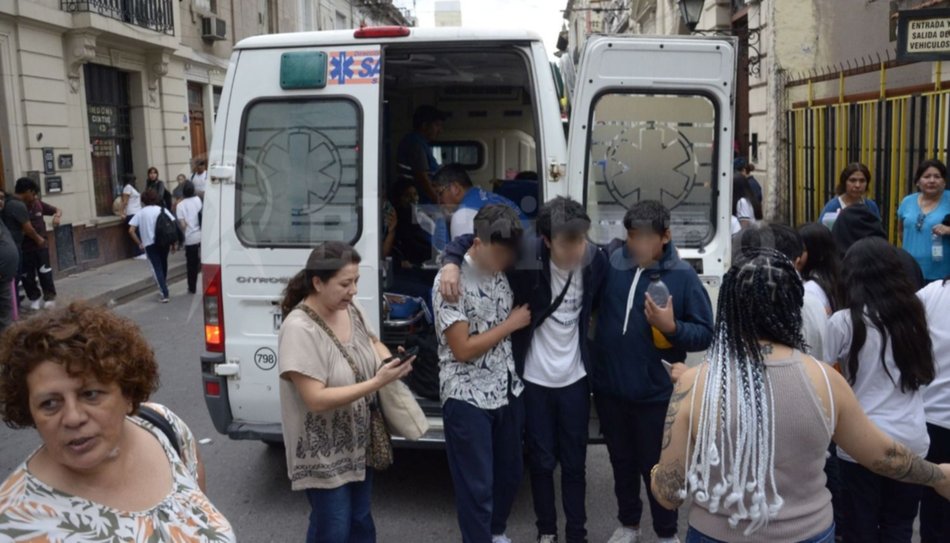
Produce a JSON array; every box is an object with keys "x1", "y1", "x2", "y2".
[{"x1": 199, "y1": 26, "x2": 736, "y2": 445}]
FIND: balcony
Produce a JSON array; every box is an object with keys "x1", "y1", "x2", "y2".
[{"x1": 61, "y1": 0, "x2": 174, "y2": 35}]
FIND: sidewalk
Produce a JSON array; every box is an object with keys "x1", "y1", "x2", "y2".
[{"x1": 53, "y1": 251, "x2": 188, "y2": 307}]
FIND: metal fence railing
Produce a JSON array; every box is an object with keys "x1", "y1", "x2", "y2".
[{"x1": 787, "y1": 89, "x2": 950, "y2": 242}]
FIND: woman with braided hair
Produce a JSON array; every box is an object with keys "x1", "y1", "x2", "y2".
[{"x1": 650, "y1": 246, "x2": 950, "y2": 543}]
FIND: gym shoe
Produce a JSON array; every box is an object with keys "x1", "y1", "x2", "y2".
[
  {"x1": 160, "y1": 296, "x2": 169, "y2": 303},
  {"x1": 134, "y1": 254, "x2": 147, "y2": 260},
  {"x1": 28, "y1": 298, "x2": 42, "y2": 311},
  {"x1": 492, "y1": 535, "x2": 512, "y2": 543},
  {"x1": 606, "y1": 527, "x2": 640, "y2": 543},
  {"x1": 538, "y1": 535, "x2": 558, "y2": 543},
  {"x1": 657, "y1": 538, "x2": 680, "y2": 543},
  {"x1": 43, "y1": 300, "x2": 55, "y2": 309}
]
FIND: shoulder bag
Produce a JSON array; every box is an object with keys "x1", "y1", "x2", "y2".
[{"x1": 296, "y1": 303, "x2": 393, "y2": 471}]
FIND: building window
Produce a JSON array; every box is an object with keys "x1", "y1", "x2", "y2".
[
  {"x1": 84, "y1": 64, "x2": 133, "y2": 218},
  {"x1": 236, "y1": 98, "x2": 362, "y2": 247}
]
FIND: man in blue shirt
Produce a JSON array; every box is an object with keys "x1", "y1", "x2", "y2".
[
  {"x1": 396, "y1": 105, "x2": 447, "y2": 204},
  {"x1": 432, "y1": 164, "x2": 528, "y2": 243}
]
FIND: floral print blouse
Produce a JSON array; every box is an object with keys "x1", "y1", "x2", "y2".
[{"x1": 0, "y1": 403, "x2": 234, "y2": 542}]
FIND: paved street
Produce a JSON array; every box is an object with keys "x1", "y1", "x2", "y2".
[{"x1": 0, "y1": 279, "x2": 679, "y2": 542}]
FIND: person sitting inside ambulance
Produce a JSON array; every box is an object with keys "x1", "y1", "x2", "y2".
[
  {"x1": 383, "y1": 179, "x2": 437, "y2": 314},
  {"x1": 395, "y1": 105, "x2": 447, "y2": 204},
  {"x1": 432, "y1": 163, "x2": 528, "y2": 241}
]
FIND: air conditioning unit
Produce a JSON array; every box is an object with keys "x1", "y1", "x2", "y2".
[{"x1": 201, "y1": 16, "x2": 227, "y2": 41}]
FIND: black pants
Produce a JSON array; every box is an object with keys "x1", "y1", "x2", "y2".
[
  {"x1": 823, "y1": 444, "x2": 847, "y2": 540},
  {"x1": 594, "y1": 393, "x2": 678, "y2": 539},
  {"x1": 839, "y1": 458, "x2": 922, "y2": 543},
  {"x1": 921, "y1": 423, "x2": 950, "y2": 543},
  {"x1": 524, "y1": 378, "x2": 590, "y2": 543},
  {"x1": 443, "y1": 396, "x2": 524, "y2": 543},
  {"x1": 185, "y1": 243, "x2": 201, "y2": 293},
  {"x1": 20, "y1": 248, "x2": 55, "y2": 301},
  {"x1": 0, "y1": 233, "x2": 18, "y2": 332}
]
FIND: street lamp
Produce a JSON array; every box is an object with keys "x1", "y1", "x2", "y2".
[{"x1": 677, "y1": 0, "x2": 705, "y2": 31}]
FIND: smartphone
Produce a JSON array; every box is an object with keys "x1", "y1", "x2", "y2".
[{"x1": 392, "y1": 346, "x2": 419, "y2": 366}]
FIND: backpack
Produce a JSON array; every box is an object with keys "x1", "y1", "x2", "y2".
[{"x1": 154, "y1": 209, "x2": 179, "y2": 248}]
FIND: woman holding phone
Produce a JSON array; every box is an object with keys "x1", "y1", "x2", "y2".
[{"x1": 278, "y1": 241, "x2": 415, "y2": 543}]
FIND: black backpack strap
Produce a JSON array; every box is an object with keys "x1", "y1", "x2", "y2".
[
  {"x1": 531, "y1": 270, "x2": 573, "y2": 329},
  {"x1": 137, "y1": 404, "x2": 182, "y2": 458}
]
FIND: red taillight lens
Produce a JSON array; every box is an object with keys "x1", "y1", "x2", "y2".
[
  {"x1": 205, "y1": 379, "x2": 221, "y2": 397},
  {"x1": 353, "y1": 26, "x2": 410, "y2": 39},
  {"x1": 203, "y1": 264, "x2": 224, "y2": 353}
]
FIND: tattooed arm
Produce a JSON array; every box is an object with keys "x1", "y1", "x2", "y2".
[
  {"x1": 830, "y1": 368, "x2": 950, "y2": 497},
  {"x1": 651, "y1": 364, "x2": 702, "y2": 510}
]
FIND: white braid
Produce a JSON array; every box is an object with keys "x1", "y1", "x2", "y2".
[{"x1": 682, "y1": 329, "x2": 786, "y2": 536}]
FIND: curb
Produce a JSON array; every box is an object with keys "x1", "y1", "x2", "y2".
[{"x1": 84, "y1": 262, "x2": 189, "y2": 307}]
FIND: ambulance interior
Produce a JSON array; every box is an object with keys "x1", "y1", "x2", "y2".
[{"x1": 378, "y1": 45, "x2": 542, "y2": 407}]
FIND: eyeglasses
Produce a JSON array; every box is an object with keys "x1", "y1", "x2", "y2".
[{"x1": 916, "y1": 213, "x2": 926, "y2": 232}]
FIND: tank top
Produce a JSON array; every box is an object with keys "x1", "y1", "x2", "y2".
[{"x1": 688, "y1": 351, "x2": 836, "y2": 542}]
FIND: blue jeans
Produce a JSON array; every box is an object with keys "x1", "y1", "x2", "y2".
[
  {"x1": 304, "y1": 471, "x2": 375, "y2": 543},
  {"x1": 443, "y1": 396, "x2": 525, "y2": 543},
  {"x1": 685, "y1": 522, "x2": 835, "y2": 543},
  {"x1": 524, "y1": 378, "x2": 590, "y2": 543}
]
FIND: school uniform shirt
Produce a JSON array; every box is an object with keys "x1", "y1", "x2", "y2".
[
  {"x1": 897, "y1": 190, "x2": 950, "y2": 281},
  {"x1": 129, "y1": 205, "x2": 176, "y2": 248},
  {"x1": 804, "y1": 279, "x2": 831, "y2": 314},
  {"x1": 918, "y1": 280, "x2": 950, "y2": 431},
  {"x1": 824, "y1": 310, "x2": 930, "y2": 463},
  {"x1": 122, "y1": 183, "x2": 142, "y2": 216},
  {"x1": 176, "y1": 196, "x2": 203, "y2": 246},
  {"x1": 736, "y1": 197, "x2": 756, "y2": 226},
  {"x1": 432, "y1": 253, "x2": 524, "y2": 410},
  {"x1": 191, "y1": 171, "x2": 208, "y2": 194},
  {"x1": 801, "y1": 289, "x2": 828, "y2": 357},
  {"x1": 523, "y1": 260, "x2": 586, "y2": 388}
]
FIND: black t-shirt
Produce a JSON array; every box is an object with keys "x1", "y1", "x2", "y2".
[{"x1": 1, "y1": 198, "x2": 29, "y2": 249}]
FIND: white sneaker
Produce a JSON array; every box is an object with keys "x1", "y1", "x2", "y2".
[
  {"x1": 28, "y1": 298, "x2": 41, "y2": 311},
  {"x1": 538, "y1": 536, "x2": 558, "y2": 543},
  {"x1": 492, "y1": 535, "x2": 512, "y2": 543},
  {"x1": 43, "y1": 300, "x2": 55, "y2": 309},
  {"x1": 607, "y1": 527, "x2": 640, "y2": 543},
  {"x1": 657, "y1": 538, "x2": 680, "y2": 543},
  {"x1": 134, "y1": 254, "x2": 147, "y2": 260}
]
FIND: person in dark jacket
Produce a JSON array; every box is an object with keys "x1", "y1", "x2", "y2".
[
  {"x1": 440, "y1": 196, "x2": 609, "y2": 543},
  {"x1": 146, "y1": 166, "x2": 173, "y2": 210},
  {"x1": 831, "y1": 204, "x2": 926, "y2": 290},
  {"x1": 593, "y1": 201, "x2": 714, "y2": 543}
]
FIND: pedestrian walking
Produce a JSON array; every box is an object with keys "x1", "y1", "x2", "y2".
[
  {"x1": 16, "y1": 178, "x2": 60, "y2": 310},
  {"x1": 0, "y1": 302, "x2": 235, "y2": 542},
  {"x1": 128, "y1": 189, "x2": 177, "y2": 303},
  {"x1": 176, "y1": 181, "x2": 202, "y2": 294},
  {"x1": 650, "y1": 246, "x2": 950, "y2": 543},
  {"x1": 119, "y1": 175, "x2": 145, "y2": 260},
  {"x1": 825, "y1": 237, "x2": 936, "y2": 543},
  {"x1": 277, "y1": 242, "x2": 415, "y2": 543},
  {"x1": 898, "y1": 159, "x2": 950, "y2": 282},
  {"x1": 0, "y1": 220, "x2": 18, "y2": 332},
  {"x1": 191, "y1": 159, "x2": 208, "y2": 198}
]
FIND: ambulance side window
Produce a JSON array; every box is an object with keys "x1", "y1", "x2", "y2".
[
  {"x1": 236, "y1": 98, "x2": 362, "y2": 247},
  {"x1": 584, "y1": 92, "x2": 718, "y2": 248}
]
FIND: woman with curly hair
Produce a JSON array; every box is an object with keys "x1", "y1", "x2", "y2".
[{"x1": 0, "y1": 303, "x2": 234, "y2": 542}]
